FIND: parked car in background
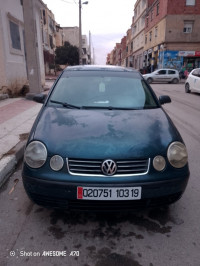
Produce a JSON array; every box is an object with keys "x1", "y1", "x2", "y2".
[
  {"x1": 143, "y1": 69, "x2": 180, "y2": 84},
  {"x1": 185, "y1": 68, "x2": 200, "y2": 93},
  {"x1": 22, "y1": 65, "x2": 189, "y2": 211}
]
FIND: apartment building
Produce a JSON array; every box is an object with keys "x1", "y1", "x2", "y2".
[
  {"x1": 41, "y1": 4, "x2": 58, "y2": 74},
  {"x1": 121, "y1": 36, "x2": 127, "y2": 67},
  {"x1": 144, "y1": 0, "x2": 200, "y2": 72},
  {"x1": 62, "y1": 27, "x2": 79, "y2": 47},
  {"x1": 132, "y1": 0, "x2": 147, "y2": 70},
  {"x1": 126, "y1": 28, "x2": 133, "y2": 67}
]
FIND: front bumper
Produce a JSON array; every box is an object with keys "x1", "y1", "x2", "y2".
[{"x1": 22, "y1": 174, "x2": 189, "y2": 211}]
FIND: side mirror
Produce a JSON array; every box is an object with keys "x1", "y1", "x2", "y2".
[
  {"x1": 33, "y1": 94, "x2": 47, "y2": 104},
  {"x1": 159, "y1": 95, "x2": 171, "y2": 105}
]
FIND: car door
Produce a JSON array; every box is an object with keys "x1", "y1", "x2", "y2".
[
  {"x1": 168, "y1": 70, "x2": 177, "y2": 82},
  {"x1": 194, "y1": 69, "x2": 200, "y2": 92},
  {"x1": 155, "y1": 70, "x2": 167, "y2": 82},
  {"x1": 191, "y1": 69, "x2": 199, "y2": 91}
]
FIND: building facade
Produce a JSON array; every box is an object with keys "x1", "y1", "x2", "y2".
[
  {"x1": 120, "y1": 36, "x2": 127, "y2": 67},
  {"x1": 132, "y1": 0, "x2": 147, "y2": 70},
  {"x1": 81, "y1": 35, "x2": 91, "y2": 65},
  {"x1": 62, "y1": 27, "x2": 79, "y2": 47},
  {"x1": 126, "y1": 28, "x2": 133, "y2": 67},
  {"x1": 0, "y1": 0, "x2": 27, "y2": 95},
  {"x1": 144, "y1": 0, "x2": 200, "y2": 72}
]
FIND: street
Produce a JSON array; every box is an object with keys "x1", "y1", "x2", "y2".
[{"x1": 0, "y1": 82, "x2": 200, "y2": 266}]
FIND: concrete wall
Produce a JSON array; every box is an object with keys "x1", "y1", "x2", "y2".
[
  {"x1": 165, "y1": 15, "x2": 200, "y2": 43},
  {"x1": 0, "y1": 10, "x2": 6, "y2": 90},
  {"x1": 62, "y1": 27, "x2": 79, "y2": 48},
  {"x1": 167, "y1": 0, "x2": 200, "y2": 15},
  {"x1": 146, "y1": 0, "x2": 168, "y2": 32},
  {"x1": 0, "y1": 0, "x2": 27, "y2": 93},
  {"x1": 35, "y1": 4, "x2": 45, "y2": 85},
  {"x1": 144, "y1": 18, "x2": 166, "y2": 51}
]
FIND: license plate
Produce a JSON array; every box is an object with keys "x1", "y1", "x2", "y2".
[{"x1": 77, "y1": 187, "x2": 141, "y2": 200}]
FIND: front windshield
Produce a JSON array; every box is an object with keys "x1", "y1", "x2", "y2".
[{"x1": 49, "y1": 71, "x2": 158, "y2": 109}]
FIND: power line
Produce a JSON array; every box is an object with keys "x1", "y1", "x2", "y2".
[{"x1": 60, "y1": 0, "x2": 75, "y2": 5}]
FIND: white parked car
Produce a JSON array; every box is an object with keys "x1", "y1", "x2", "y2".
[
  {"x1": 143, "y1": 69, "x2": 180, "y2": 84},
  {"x1": 185, "y1": 68, "x2": 200, "y2": 93}
]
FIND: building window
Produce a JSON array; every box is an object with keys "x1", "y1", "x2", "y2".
[
  {"x1": 156, "y1": 3, "x2": 159, "y2": 15},
  {"x1": 9, "y1": 20, "x2": 21, "y2": 50},
  {"x1": 49, "y1": 35, "x2": 53, "y2": 49},
  {"x1": 126, "y1": 46, "x2": 128, "y2": 52},
  {"x1": 131, "y1": 41, "x2": 133, "y2": 51},
  {"x1": 183, "y1": 21, "x2": 193, "y2": 33},
  {"x1": 151, "y1": 9, "x2": 153, "y2": 21},
  {"x1": 145, "y1": 35, "x2": 147, "y2": 44},
  {"x1": 149, "y1": 31, "x2": 152, "y2": 41},
  {"x1": 186, "y1": 0, "x2": 195, "y2": 5},
  {"x1": 146, "y1": 16, "x2": 149, "y2": 27},
  {"x1": 43, "y1": 10, "x2": 46, "y2": 25},
  {"x1": 155, "y1": 27, "x2": 158, "y2": 37}
]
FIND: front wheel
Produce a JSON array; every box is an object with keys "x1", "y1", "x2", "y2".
[
  {"x1": 147, "y1": 78, "x2": 153, "y2": 84},
  {"x1": 185, "y1": 83, "x2": 191, "y2": 93},
  {"x1": 172, "y1": 78, "x2": 179, "y2": 84}
]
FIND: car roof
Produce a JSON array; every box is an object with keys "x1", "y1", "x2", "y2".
[
  {"x1": 64, "y1": 65, "x2": 139, "y2": 73},
  {"x1": 191, "y1": 68, "x2": 200, "y2": 71},
  {"x1": 156, "y1": 68, "x2": 178, "y2": 71}
]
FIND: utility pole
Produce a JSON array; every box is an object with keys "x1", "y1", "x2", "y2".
[
  {"x1": 79, "y1": 0, "x2": 82, "y2": 65},
  {"x1": 89, "y1": 31, "x2": 91, "y2": 65},
  {"x1": 79, "y1": 1, "x2": 88, "y2": 65}
]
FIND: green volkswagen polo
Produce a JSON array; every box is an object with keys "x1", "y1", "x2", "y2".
[{"x1": 22, "y1": 65, "x2": 189, "y2": 211}]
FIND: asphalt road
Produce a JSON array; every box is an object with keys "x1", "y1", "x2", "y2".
[{"x1": 0, "y1": 83, "x2": 200, "y2": 266}]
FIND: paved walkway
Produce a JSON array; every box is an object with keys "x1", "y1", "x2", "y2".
[{"x1": 0, "y1": 80, "x2": 54, "y2": 186}]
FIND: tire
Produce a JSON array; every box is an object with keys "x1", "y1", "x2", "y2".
[
  {"x1": 147, "y1": 78, "x2": 153, "y2": 84},
  {"x1": 185, "y1": 83, "x2": 191, "y2": 93},
  {"x1": 172, "y1": 78, "x2": 179, "y2": 84}
]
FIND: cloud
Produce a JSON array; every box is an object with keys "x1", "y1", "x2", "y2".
[{"x1": 91, "y1": 33, "x2": 125, "y2": 65}]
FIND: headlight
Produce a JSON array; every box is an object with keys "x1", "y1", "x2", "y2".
[
  {"x1": 24, "y1": 141, "x2": 47, "y2": 168},
  {"x1": 167, "y1": 142, "x2": 188, "y2": 168},
  {"x1": 50, "y1": 155, "x2": 64, "y2": 171},
  {"x1": 153, "y1": 156, "x2": 166, "y2": 171}
]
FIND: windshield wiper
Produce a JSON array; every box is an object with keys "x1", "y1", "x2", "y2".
[
  {"x1": 50, "y1": 100, "x2": 81, "y2": 109},
  {"x1": 82, "y1": 106, "x2": 138, "y2": 110}
]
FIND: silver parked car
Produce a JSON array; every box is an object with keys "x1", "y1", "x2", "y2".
[
  {"x1": 143, "y1": 69, "x2": 180, "y2": 84},
  {"x1": 185, "y1": 68, "x2": 200, "y2": 93}
]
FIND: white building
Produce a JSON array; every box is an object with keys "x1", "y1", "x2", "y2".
[
  {"x1": 82, "y1": 35, "x2": 91, "y2": 65},
  {"x1": 62, "y1": 27, "x2": 79, "y2": 47},
  {"x1": 0, "y1": 0, "x2": 46, "y2": 95},
  {"x1": 0, "y1": 0, "x2": 27, "y2": 95}
]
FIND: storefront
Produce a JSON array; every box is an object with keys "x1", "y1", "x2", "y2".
[
  {"x1": 158, "y1": 50, "x2": 200, "y2": 71},
  {"x1": 143, "y1": 49, "x2": 153, "y2": 73},
  {"x1": 179, "y1": 51, "x2": 200, "y2": 71}
]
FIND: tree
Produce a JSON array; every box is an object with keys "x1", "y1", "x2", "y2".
[{"x1": 55, "y1": 42, "x2": 79, "y2": 66}]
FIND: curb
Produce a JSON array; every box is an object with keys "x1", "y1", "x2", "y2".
[{"x1": 0, "y1": 140, "x2": 27, "y2": 188}]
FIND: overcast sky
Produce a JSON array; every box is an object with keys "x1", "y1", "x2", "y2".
[{"x1": 42, "y1": 0, "x2": 136, "y2": 64}]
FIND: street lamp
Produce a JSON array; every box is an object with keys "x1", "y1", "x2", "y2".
[{"x1": 79, "y1": 0, "x2": 88, "y2": 65}]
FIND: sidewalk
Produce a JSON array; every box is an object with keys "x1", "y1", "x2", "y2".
[{"x1": 0, "y1": 80, "x2": 54, "y2": 187}]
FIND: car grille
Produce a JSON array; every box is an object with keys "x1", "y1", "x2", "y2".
[{"x1": 67, "y1": 158, "x2": 150, "y2": 176}]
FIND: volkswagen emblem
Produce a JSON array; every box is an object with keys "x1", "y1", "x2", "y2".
[{"x1": 101, "y1": 159, "x2": 117, "y2": 176}]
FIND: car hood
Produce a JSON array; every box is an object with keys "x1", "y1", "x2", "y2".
[
  {"x1": 33, "y1": 106, "x2": 180, "y2": 159},
  {"x1": 143, "y1": 74, "x2": 152, "y2": 78}
]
